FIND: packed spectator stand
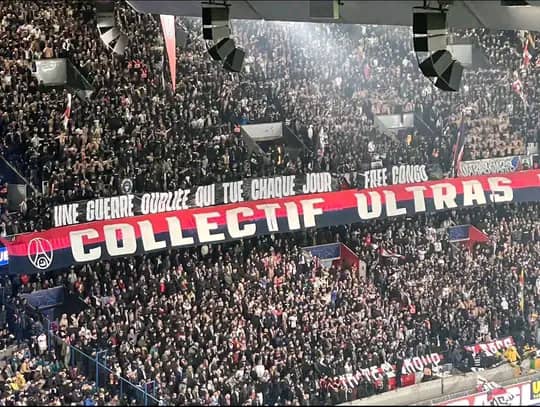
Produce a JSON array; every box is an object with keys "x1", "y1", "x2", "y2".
[{"x1": 0, "y1": 0, "x2": 539, "y2": 406}]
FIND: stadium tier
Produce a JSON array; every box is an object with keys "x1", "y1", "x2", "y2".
[{"x1": 0, "y1": 1, "x2": 539, "y2": 406}]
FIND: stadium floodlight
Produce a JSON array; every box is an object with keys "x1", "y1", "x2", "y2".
[{"x1": 413, "y1": 7, "x2": 463, "y2": 92}]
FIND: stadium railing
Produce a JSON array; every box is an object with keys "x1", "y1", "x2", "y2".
[
  {"x1": 4, "y1": 299, "x2": 162, "y2": 405},
  {"x1": 44, "y1": 318, "x2": 163, "y2": 406}
]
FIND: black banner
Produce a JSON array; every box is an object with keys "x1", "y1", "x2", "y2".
[
  {"x1": 346, "y1": 163, "x2": 444, "y2": 190},
  {"x1": 53, "y1": 172, "x2": 340, "y2": 227},
  {"x1": 53, "y1": 165, "x2": 444, "y2": 227}
]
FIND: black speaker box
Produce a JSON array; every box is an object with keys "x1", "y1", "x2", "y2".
[
  {"x1": 202, "y1": 6, "x2": 229, "y2": 26},
  {"x1": 208, "y1": 38, "x2": 236, "y2": 61},
  {"x1": 413, "y1": 12, "x2": 446, "y2": 35},
  {"x1": 203, "y1": 25, "x2": 230, "y2": 42},
  {"x1": 223, "y1": 47, "x2": 245, "y2": 72},
  {"x1": 419, "y1": 50, "x2": 453, "y2": 77},
  {"x1": 435, "y1": 60, "x2": 463, "y2": 92}
]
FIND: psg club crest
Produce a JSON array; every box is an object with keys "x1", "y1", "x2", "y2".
[{"x1": 27, "y1": 238, "x2": 53, "y2": 270}]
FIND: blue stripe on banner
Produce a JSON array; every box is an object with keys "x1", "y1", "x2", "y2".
[
  {"x1": 0, "y1": 247, "x2": 8, "y2": 267},
  {"x1": 303, "y1": 243, "x2": 341, "y2": 260},
  {"x1": 448, "y1": 225, "x2": 470, "y2": 242}
]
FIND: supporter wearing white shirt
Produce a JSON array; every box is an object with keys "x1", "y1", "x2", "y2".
[
  {"x1": 288, "y1": 314, "x2": 297, "y2": 329},
  {"x1": 501, "y1": 297, "x2": 509, "y2": 311},
  {"x1": 37, "y1": 333, "x2": 47, "y2": 354},
  {"x1": 254, "y1": 362, "x2": 265, "y2": 379}
]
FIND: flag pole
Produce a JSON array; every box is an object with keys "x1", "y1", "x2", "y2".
[{"x1": 451, "y1": 110, "x2": 465, "y2": 178}]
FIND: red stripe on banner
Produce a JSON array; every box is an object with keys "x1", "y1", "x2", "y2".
[
  {"x1": 6, "y1": 171, "x2": 540, "y2": 255},
  {"x1": 9, "y1": 170, "x2": 535, "y2": 254},
  {"x1": 2, "y1": 171, "x2": 540, "y2": 272}
]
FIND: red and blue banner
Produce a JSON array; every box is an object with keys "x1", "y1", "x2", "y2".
[
  {"x1": 2, "y1": 170, "x2": 539, "y2": 275},
  {"x1": 302, "y1": 243, "x2": 359, "y2": 270},
  {"x1": 448, "y1": 224, "x2": 490, "y2": 250}
]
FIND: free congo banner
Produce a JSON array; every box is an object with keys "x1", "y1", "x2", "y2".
[{"x1": 3, "y1": 170, "x2": 540, "y2": 274}]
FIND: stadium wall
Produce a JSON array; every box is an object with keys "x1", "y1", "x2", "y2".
[{"x1": 339, "y1": 362, "x2": 540, "y2": 406}]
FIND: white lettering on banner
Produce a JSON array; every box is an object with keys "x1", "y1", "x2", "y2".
[
  {"x1": 252, "y1": 175, "x2": 296, "y2": 200},
  {"x1": 86, "y1": 195, "x2": 135, "y2": 222},
  {"x1": 401, "y1": 353, "x2": 443, "y2": 374},
  {"x1": 54, "y1": 203, "x2": 80, "y2": 227},
  {"x1": 195, "y1": 184, "x2": 215, "y2": 207},
  {"x1": 70, "y1": 229, "x2": 100, "y2": 262},
  {"x1": 193, "y1": 212, "x2": 225, "y2": 243},
  {"x1": 488, "y1": 177, "x2": 514, "y2": 203},
  {"x1": 302, "y1": 172, "x2": 332, "y2": 194},
  {"x1": 363, "y1": 168, "x2": 388, "y2": 189},
  {"x1": 0, "y1": 248, "x2": 8, "y2": 263},
  {"x1": 104, "y1": 224, "x2": 137, "y2": 256},
  {"x1": 67, "y1": 201, "x2": 330, "y2": 260},
  {"x1": 138, "y1": 220, "x2": 166, "y2": 251},
  {"x1": 223, "y1": 181, "x2": 244, "y2": 204},
  {"x1": 54, "y1": 174, "x2": 526, "y2": 266},
  {"x1": 334, "y1": 363, "x2": 397, "y2": 391},
  {"x1": 384, "y1": 191, "x2": 407, "y2": 216},
  {"x1": 391, "y1": 164, "x2": 428, "y2": 185},
  {"x1": 464, "y1": 336, "x2": 515, "y2": 356},
  {"x1": 355, "y1": 191, "x2": 383, "y2": 219},
  {"x1": 226, "y1": 207, "x2": 255, "y2": 238},
  {"x1": 256, "y1": 204, "x2": 280, "y2": 232},
  {"x1": 53, "y1": 169, "x2": 515, "y2": 228},
  {"x1": 140, "y1": 190, "x2": 189, "y2": 214},
  {"x1": 458, "y1": 155, "x2": 533, "y2": 177},
  {"x1": 405, "y1": 185, "x2": 427, "y2": 213},
  {"x1": 462, "y1": 180, "x2": 487, "y2": 206},
  {"x1": 300, "y1": 198, "x2": 324, "y2": 228},
  {"x1": 431, "y1": 183, "x2": 458, "y2": 210},
  {"x1": 166, "y1": 217, "x2": 194, "y2": 247},
  {"x1": 363, "y1": 165, "x2": 428, "y2": 189},
  {"x1": 51, "y1": 171, "x2": 417, "y2": 227},
  {"x1": 284, "y1": 202, "x2": 301, "y2": 230}
]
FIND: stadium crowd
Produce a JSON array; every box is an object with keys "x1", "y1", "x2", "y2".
[
  {"x1": 3, "y1": 202, "x2": 539, "y2": 405},
  {"x1": 1, "y1": 1, "x2": 538, "y2": 234},
  {"x1": 0, "y1": 0, "x2": 539, "y2": 405},
  {"x1": 0, "y1": 342, "x2": 122, "y2": 406}
]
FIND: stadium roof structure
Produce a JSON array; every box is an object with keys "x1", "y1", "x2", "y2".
[{"x1": 127, "y1": 0, "x2": 540, "y2": 31}]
